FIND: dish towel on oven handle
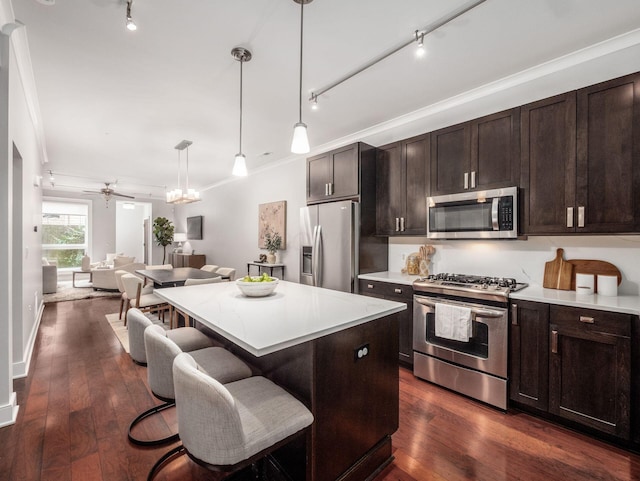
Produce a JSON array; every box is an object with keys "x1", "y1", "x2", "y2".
[{"x1": 434, "y1": 303, "x2": 473, "y2": 342}]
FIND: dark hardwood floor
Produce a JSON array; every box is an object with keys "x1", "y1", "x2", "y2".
[{"x1": 1, "y1": 297, "x2": 640, "y2": 481}]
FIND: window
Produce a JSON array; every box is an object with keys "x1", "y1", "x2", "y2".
[{"x1": 42, "y1": 200, "x2": 90, "y2": 269}]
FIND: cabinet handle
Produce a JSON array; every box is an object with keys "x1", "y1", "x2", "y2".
[
  {"x1": 464, "y1": 172, "x2": 469, "y2": 190},
  {"x1": 367, "y1": 284, "x2": 374, "y2": 289},
  {"x1": 470, "y1": 171, "x2": 476, "y2": 189},
  {"x1": 551, "y1": 330, "x2": 558, "y2": 354},
  {"x1": 324, "y1": 183, "x2": 329, "y2": 196},
  {"x1": 400, "y1": 217, "x2": 405, "y2": 232},
  {"x1": 394, "y1": 288, "x2": 402, "y2": 294},
  {"x1": 579, "y1": 315, "x2": 594, "y2": 324},
  {"x1": 567, "y1": 207, "x2": 574, "y2": 228},
  {"x1": 395, "y1": 217, "x2": 400, "y2": 232},
  {"x1": 577, "y1": 206, "x2": 585, "y2": 228},
  {"x1": 511, "y1": 303, "x2": 518, "y2": 326}
]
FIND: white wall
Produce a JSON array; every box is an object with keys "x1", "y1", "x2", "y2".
[
  {"x1": 115, "y1": 201, "x2": 151, "y2": 264},
  {"x1": 178, "y1": 158, "x2": 307, "y2": 281}
]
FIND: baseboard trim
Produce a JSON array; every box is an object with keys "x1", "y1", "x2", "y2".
[
  {"x1": 12, "y1": 301, "x2": 43, "y2": 379},
  {"x1": 0, "y1": 392, "x2": 18, "y2": 428}
]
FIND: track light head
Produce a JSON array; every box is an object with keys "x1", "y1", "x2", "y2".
[{"x1": 126, "y1": 1, "x2": 137, "y2": 31}]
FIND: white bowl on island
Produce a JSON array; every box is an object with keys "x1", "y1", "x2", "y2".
[{"x1": 235, "y1": 276, "x2": 279, "y2": 297}]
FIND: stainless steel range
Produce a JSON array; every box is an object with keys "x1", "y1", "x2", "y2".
[{"x1": 412, "y1": 273, "x2": 527, "y2": 410}]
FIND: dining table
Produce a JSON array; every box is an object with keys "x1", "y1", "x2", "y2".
[{"x1": 135, "y1": 267, "x2": 226, "y2": 288}]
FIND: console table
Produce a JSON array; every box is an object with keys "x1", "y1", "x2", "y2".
[
  {"x1": 169, "y1": 253, "x2": 205, "y2": 268},
  {"x1": 247, "y1": 261, "x2": 284, "y2": 278}
]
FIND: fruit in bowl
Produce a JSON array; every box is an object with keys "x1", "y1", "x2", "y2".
[{"x1": 236, "y1": 273, "x2": 279, "y2": 297}]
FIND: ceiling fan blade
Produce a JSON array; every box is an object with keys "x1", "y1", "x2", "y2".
[{"x1": 112, "y1": 192, "x2": 135, "y2": 199}]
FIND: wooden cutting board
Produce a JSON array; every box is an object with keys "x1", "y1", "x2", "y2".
[
  {"x1": 543, "y1": 248, "x2": 574, "y2": 290},
  {"x1": 567, "y1": 259, "x2": 622, "y2": 291}
]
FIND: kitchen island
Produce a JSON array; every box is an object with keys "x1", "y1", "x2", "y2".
[{"x1": 154, "y1": 281, "x2": 406, "y2": 481}]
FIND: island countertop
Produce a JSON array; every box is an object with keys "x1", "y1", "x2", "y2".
[{"x1": 154, "y1": 280, "x2": 407, "y2": 357}]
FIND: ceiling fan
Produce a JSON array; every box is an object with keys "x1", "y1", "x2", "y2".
[{"x1": 83, "y1": 182, "x2": 135, "y2": 207}]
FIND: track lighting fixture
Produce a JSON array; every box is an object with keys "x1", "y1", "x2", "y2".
[
  {"x1": 310, "y1": 93, "x2": 319, "y2": 110},
  {"x1": 308, "y1": 0, "x2": 486, "y2": 106},
  {"x1": 126, "y1": 0, "x2": 137, "y2": 31},
  {"x1": 232, "y1": 47, "x2": 252, "y2": 177},
  {"x1": 291, "y1": 0, "x2": 312, "y2": 155},
  {"x1": 415, "y1": 30, "x2": 426, "y2": 57}
]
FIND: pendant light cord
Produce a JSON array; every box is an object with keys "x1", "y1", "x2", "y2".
[
  {"x1": 239, "y1": 58, "x2": 243, "y2": 154},
  {"x1": 298, "y1": 1, "x2": 304, "y2": 124}
]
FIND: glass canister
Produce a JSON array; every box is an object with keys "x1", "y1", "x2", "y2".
[{"x1": 405, "y1": 252, "x2": 421, "y2": 275}]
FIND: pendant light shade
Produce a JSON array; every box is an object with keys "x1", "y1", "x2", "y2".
[
  {"x1": 232, "y1": 153, "x2": 247, "y2": 176},
  {"x1": 291, "y1": 122, "x2": 310, "y2": 154},
  {"x1": 291, "y1": 0, "x2": 312, "y2": 154},
  {"x1": 232, "y1": 47, "x2": 252, "y2": 176}
]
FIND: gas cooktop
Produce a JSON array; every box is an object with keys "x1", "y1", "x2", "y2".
[{"x1": 412, "y1": 273, "x2": 528, "y2": 303}]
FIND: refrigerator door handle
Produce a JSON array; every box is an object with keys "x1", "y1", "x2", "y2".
[{"x1": 312, "y1": 225, "x2": 322, "y2": 287}]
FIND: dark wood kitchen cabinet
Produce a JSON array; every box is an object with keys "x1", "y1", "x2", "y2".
[
  {"x1": 509, "y1": 300, "x2": 549, "y2": 411},
  {"x1": 359, "y1": 279, "x2": 413, "y2": 366},
  {"x1": 521, "y1": 72, "x2": 640, "y2": 234},
  {"x1": 549, "y1": 305, "x2": 631, "y2": 440},
  {"x1": 307, "y1": 143, "x2": 375, "y2": 204},
  {"x1": 430, "y1": 108, "x2": 520, "y2": 196},
  {"x1": 376, "y1": 133, "x2": 429, "y2": 236}
]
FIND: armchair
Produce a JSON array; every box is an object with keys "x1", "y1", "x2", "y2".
[{"x1": 42, "y1": 258, "x2": 58, "y2": 294}]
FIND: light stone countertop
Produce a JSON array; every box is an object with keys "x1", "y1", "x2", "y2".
[
  {"x1": 358, "y1": 271, "x2": 422, "y2": 286},
  {"x1": 154, "y1": 280, "x2": 407, "y2": 357},
  {"x1": 510, "y1": 285, "x2": 640, "y2": 316}
]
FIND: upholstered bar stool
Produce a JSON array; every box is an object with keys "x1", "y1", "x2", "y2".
[
  {"x1": 148, "y1": 352, "x2": 314, "y2": 481},
  {"x1": 127, "y1": 308, "x2": 213, "y2": 366},
  {"x1": 128, "y1": 325, "x2": 252, "y2": 447}
]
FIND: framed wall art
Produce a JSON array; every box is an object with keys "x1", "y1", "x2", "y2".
[{"x1": 258, "y1": 200, "x2": 286, "y2": 249}]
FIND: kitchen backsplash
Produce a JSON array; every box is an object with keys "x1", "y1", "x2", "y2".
[{"x1": 388, "y1": 235, "x2": 640, "y2": 296}]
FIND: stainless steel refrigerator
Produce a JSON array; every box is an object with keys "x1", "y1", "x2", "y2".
[{"x1": 300, "y1": 200, "x2": 387, "y2": 293}]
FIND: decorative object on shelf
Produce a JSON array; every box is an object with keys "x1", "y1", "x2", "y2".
[
  {"x1": 264, "y1": 231, "x2": 282, "y2": 264},
  {"x1": 166, "y1": 140, "x2": 200, "y2": 204},
  {"x1": 153, "y1": 217, "x2": 174, "y2": 264},
  {"x1": 259, "y1": 254, "x2": 267, "y2": 263},
  {"x1": 258, "y1": 200, "x2": 286, "y2": 250},
  {"x1": 173, "y1": 232, "x2": 187, "y2": 253},
  {"x1": 419, "y1": 245, "x2": 435, "y2": 276},
  {"x1": 232, "y1": 46, "x2": 252, "y2": 176},
  {"x1": 290, "y1": 0, "x2": 312, "y2": 154}
]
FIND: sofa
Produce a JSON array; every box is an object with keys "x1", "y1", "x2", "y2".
[
  {"x1": 92, "y1": 258, "x2": 143, "y2": 291},
  {"x1": 42, "y1": 258, "x2": 58, "y2": 294}
]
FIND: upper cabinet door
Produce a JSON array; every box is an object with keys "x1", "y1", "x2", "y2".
[
  {"x1": 430, "y1": 123, "x2": 470, "y2": 196},
  {"x1": 375, "y1": 142, "x2": 403, "y2": 236},
  {"x1": 576, "y1": 72, "x2": 640, "y2": 233},
  {"x1": 403, "y1": 134, "x2": 430, "y2": 235},
  {"x1": 307, "y1": 152, "x2": 332, "y2": 202},
  {"x1": 521, "y1": 92, "x2": 577, "y2": 234},
  {"x1": 470, "y1": 108, "x2": 520, "y2": 191}
]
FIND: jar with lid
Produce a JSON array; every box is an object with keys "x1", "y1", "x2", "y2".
[{"x1": 405, "y1": 252, "x2": 421, "y2": 275}]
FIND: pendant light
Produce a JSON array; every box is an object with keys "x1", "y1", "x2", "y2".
[
  {"x1": 291, "y1": 0, "x2": 313, "y2": 154},
  {"x1": 232, "y1": 47, "x2": 252, "y2": 177},
  {"x1": 166, "y1": 140, "x2": 200, "y2": 204}
]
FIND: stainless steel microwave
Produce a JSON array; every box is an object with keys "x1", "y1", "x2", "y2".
[{"x1": 427, "y1": 186, "x2": 518, "y2": 239}]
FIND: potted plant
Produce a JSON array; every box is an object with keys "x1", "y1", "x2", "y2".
[
  {"x1": 153, "y1": 217, "x2": 175, "y2": 264},
  {"x1": 264, "y1": 231, "x2": 282, "y2": 264}
]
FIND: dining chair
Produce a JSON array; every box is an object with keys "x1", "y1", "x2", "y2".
[
  {"x1": 215, "y1": 267, "x2": 236, "y2": 281},
  {"x1": 121, "y1": 274, "x2": 168, "y2": 325},
  {"x1": 128, "y1": 325, "x2": 252, "y2": 447},
  {"x1": 148, "y1": 352, "x2": 313, "y2": 480},
  {"x1": 170, "y1": 277, "x2": 224, "y2": 328},
  {"x1": 200, "y1": 264, "x2": 219, "y2": 272}
]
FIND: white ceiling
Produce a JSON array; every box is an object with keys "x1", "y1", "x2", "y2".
[{"x1": 12, "y1": 0, "x2": 640, "y2": 198}]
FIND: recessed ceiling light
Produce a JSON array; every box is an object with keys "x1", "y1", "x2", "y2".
[{"x1": 36, "y1": 0, "x2": 55, "y2": 5}]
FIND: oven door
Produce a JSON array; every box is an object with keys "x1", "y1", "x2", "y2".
[{"x1": 413, "y1": 295, "x2": 508, "y2": 378}]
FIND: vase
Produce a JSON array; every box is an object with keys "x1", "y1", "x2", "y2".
[{"x1": 267, "y1": 253, "x2": 276, "y2": 264}]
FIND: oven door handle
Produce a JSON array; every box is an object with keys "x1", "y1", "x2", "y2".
[{"x1": 414, "y1": 296, "x2": 505, "y2": 318}]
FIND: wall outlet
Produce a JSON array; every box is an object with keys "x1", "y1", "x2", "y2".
[{"x1": 354, "y1": 343, "x2": 370, "y2": 361}]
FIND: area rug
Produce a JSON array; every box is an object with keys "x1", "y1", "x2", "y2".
[
  {"x1": 44, "y1": 281, "x2": 120, "y2": 303},
  {"x1": 106, "y1": 312, "x2": 169, "y2": 353}
]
